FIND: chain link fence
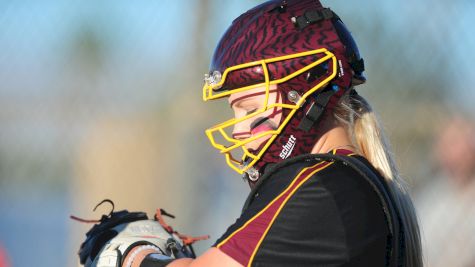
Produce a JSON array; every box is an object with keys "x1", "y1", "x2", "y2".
[{"x1": 0, "y1": 0, "x2": 473, "y2": 266}]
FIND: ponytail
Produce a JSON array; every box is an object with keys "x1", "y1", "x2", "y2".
[{"x1": 334, "y1": 92, "x2": 423, "y2": 267}]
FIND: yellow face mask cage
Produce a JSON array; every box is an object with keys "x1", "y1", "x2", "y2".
[{"x1": 203, "y1": 48, "x2": 337, "y2": 174}]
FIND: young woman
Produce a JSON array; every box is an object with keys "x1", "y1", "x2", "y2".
[{"x1": 92, "y1": 0, "x2": 423, "y2": 266}]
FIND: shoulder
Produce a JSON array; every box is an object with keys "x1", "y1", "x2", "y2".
[
  {"x1": 308, "y1": 154, "x2": 387, "y2": 216},
  {"x1": 267, "y1": 155, "x2": 389, "y2": 257},
  {"x1": 258, "y1": 152, "x2": 389, "y2": 226},
  {"x1": 214, "y1": 154, "x2": 389, "y2": 266}
]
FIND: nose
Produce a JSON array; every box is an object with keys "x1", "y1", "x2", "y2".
[{"x1": 232, "y1": 120, "x2": 251, "y2": 140}]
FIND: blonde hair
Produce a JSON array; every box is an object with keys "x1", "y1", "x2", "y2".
[{"x1": 334, "y1": 91, "x2": 423, "y2": 267}]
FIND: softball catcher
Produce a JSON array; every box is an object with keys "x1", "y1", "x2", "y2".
[{"x1": 75, "y1": 0, "x2": 422, "y2": 266}]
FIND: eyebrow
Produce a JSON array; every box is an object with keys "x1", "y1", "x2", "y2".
[{"x1": 229, "y1": 89, "x2": 278, "y2": 108}]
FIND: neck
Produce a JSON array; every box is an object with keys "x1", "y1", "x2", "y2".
[{"x1": 311, "y1": 121, "x2": 354, "y2": 154}]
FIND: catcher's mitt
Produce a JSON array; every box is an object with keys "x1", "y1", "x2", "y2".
[{"x1": 72, "y1": 199, "x2": 208, "y2": 267}]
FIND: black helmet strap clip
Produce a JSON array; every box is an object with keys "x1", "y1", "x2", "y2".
[
  {"x1": 291, "y1": 8, "x2": 338, "y2": 30},
  {"x1": 298, "y1": 86, "x2": 337, "y2": 132}
]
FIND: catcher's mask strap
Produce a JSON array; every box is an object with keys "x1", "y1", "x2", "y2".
[
  {"x1": 298, "y1": 87, "x2": 337, "y2": 132},
  {"x1": 291, "y1": 8, "x2": 338, "y2": 30}
]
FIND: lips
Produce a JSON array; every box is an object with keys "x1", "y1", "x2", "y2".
[
  {"x1": 250, "y1": 117, "x2": 277, "y2": 135},
  {"x1": 251, "y1": 123, "x2": 274, "y2": 135}
]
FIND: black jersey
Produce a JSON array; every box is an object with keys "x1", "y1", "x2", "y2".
[{"x1": 214, "y1": 149, "x2": 390, "y2": 266}]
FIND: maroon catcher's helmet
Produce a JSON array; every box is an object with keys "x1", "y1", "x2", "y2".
[{"x1": 203, "y1": 0, "x2": 365, "y2": 182}]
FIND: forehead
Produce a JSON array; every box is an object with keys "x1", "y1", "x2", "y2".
[{"x1": 227, "y1": 85, "x2": 277, "y2": 106}]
